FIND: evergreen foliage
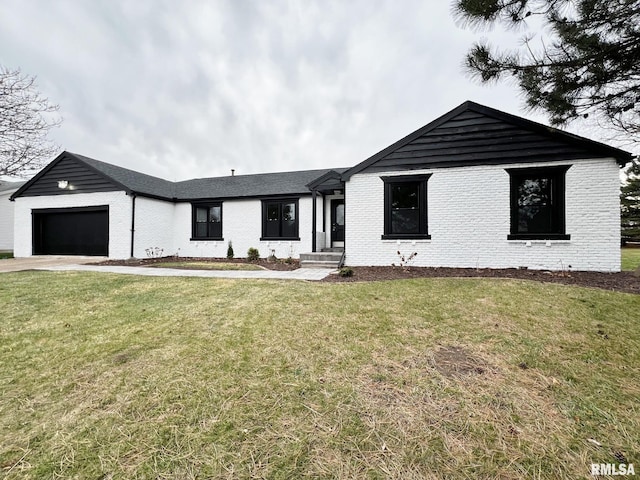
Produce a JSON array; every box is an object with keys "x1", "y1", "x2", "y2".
[
  {"x1": 454, "y1": 0, "x2": 640, "y2": 139},
  {"x1": 621, "y1": 159, "x2": 640, "y2": 241}
]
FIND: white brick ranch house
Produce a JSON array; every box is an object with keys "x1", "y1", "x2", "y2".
[{"x1": 10, "y1": 101, "x2": 632, "y2": 271}]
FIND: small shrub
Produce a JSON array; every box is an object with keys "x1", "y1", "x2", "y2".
[
  {"x1": 227, "y1": 241, "x2": 234, "y2": 259},
  {"x1": 339, "y1": 267, "x2": 354, "y2": 277},
  {"x1": 285, "y1": 256, "x2": 294, "y2": 264},
  {"x1": 392, "y1": 250, "x2": 417, "y2": 271},
  {"x1": 267, "y1": 249, "x2": 277, "y2": 263},
  {"x1": 247, "y1": 247, "x2": 260, "y2": 262}
]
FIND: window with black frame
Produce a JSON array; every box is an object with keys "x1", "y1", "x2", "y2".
[
  {"x1": 381, "y1": 174, "x2": 431, "y2": 239},
  {"x1": 506, "y1": 166, "x2": 571, "y2": 240},
  {"x1": 261, "y1": 199, "x2": 299, "y2": 240},
  {"x1": 192, "y1": 203, "x2": 222, "y2": 240}
]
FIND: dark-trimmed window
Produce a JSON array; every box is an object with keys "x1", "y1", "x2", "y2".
[
  {"x1": 506, "y1": 165, "x2": 571, "y2": 240},
  {"x1": 261, "y1": 198, "x2": 299, "y2": 240},
  {"x1": 381, "y1": 174, "x2": 431, "y2": 239},
  {"x1": 192, "y1": 203, "x2": 223, "y2": 240}
]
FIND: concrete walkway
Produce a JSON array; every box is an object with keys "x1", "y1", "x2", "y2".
[
  {"x1": 0, "y1": 256, "x2": 104, "y2": 273},
  {"x1": 37, "y1": 263, "x2": 334, "y2": 281}
]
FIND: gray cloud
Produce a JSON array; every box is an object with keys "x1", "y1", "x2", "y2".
[{"x1": 0, "y1": 0, "x2": 608, "y2": 181}]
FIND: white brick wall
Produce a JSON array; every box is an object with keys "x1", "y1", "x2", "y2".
[
  {"x1": 134, "y1": 196, "x2": 176, "y2": 258},
  {"x1": 16, "y1": 157, "x2": 619, "y2": 271},
  {"x1": 13, "y1": 191, "x2": 133, "y2": 259},
  {"x1": 12, "y1": 192, "x2": 324, "y2": 260},
  {"x1": 0, "y1": 190, "x2": 17, "y2": 250},
  {"x1": 173, "y1": 196, "x2": 321, "y2": 259},
  {"x1": 345, "y1": 158, "x2": 621, "y2": 272}
]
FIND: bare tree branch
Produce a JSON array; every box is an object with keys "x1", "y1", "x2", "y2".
[{"x1": 0, "y1": 66, "x2": 62, "y2": 177}]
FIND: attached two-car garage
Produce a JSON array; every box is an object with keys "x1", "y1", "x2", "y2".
[{"x1": 32, "y1": 206, "x2": 109, "y2": 256}]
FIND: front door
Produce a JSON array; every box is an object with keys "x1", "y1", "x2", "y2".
[{"x1": 330, "y1": 199, "x2": 344, "y2": 246}]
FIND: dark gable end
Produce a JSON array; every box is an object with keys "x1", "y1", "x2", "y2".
[
  {"x1": 11, "y1": 152, "x2": 125, "y2": 199},
  {"x1": 342, "y1": 101, "x2": 633, "y2": 179},
  {"x1": 11, "y1": 152, "x2": 177, "y2": 201}
]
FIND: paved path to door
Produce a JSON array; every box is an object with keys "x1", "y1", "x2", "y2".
[{"x1": 36, "y1": 264, "x2": 334, "y2": 281}]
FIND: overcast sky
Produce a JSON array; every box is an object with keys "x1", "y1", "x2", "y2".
[{"x1": 0, "y1": 0, "x2": 619, "y2": 181}]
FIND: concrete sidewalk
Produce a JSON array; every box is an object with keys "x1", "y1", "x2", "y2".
[{"x1": 38, "y1": 264, "x2": 334, "y2": 281}]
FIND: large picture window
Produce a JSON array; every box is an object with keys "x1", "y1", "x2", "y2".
[
  {"x1": 261, "y1": 199, "x2": 299, "y2": 240},
  {"x1": 381, "y1": 174, "x2": 431, "y2": 239},
  {"x1": 191, "y1": 203, "x2": 223, "y2": 240},
  {"x1": 506, "y1": 166, "x2": 571, "y2": 240}
]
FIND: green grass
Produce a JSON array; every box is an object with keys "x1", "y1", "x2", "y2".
[
  {"x1": 622, "y1": 247, "x2": 640, "y2": 271},
  {"x1": 148, "y1": 261, "x2": 263, "y2": 271},
  {"x1": 0, "y1": 273, "x2": 638, "y2": 479}
]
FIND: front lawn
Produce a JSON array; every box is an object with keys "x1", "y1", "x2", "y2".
[{"x1": 0, "y1": 272, "x2": 638, "y2": 479}]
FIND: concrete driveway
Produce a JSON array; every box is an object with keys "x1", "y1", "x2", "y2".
[{"x1": 0, "y1": 256, "x2": 104, "y2": 273}]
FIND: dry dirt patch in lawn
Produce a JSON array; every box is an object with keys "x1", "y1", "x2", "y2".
[
  {"x1": 430, "y1": 345, "x2": 492, "y2": 377},
  {"x1": 353, "y1": 345, "x2": 576, "y2": 478}
]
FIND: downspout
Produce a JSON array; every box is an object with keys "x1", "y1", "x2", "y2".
[
  {"x1": 342, "y1": 182, "x2": 346, "y2": 264},
  {"x1": 130, "y1": 193, "x2": 137, "y2": 258},
  {"x1": 311, "y1": 189, "x2": 317, "y2": 252}
]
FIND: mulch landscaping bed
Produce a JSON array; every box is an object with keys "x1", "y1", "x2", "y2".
[
  {"x1": 92, "y1": 257, "x2": 300, "y2": 271},
  {"x1": 92, "y1": 257, "x2": 640, "y2": 294},
  {"x1": 322, "y1": 266, "x2": 640, "y2": 294}
]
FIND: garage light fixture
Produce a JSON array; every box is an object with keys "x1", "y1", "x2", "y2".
[{"x1": 57, "y1": 180, "x2": 69, "y2": 189}]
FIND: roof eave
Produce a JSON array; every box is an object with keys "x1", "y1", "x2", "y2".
[{"x1": 306, "y1": 169, "x2": 345, "y2": 190}]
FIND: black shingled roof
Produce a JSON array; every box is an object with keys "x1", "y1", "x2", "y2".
[
  {"x1": 174, "y1": 168, "x2": 348, "y2": 200},
  {"x1": 71, "y1": 152, "x2": 347, "y2": 200},
  {"x1": 13, "y1": 101, "x2": 631, "y2": 202},
  {"x1": 73, "y1": 153, "x2": 178, "y2": 199}
]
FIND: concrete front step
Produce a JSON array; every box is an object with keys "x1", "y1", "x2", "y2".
[
  {"x1": 300, "y1": 260, "x2": 340, "y2": 269},
  {"x1": 299, "y1": 252, "x2": 342, "y2": 262},
  {"x1": 299, "y1": 251, "x2": 343, "y2": 269}
]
